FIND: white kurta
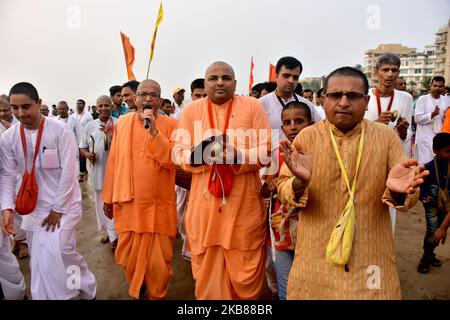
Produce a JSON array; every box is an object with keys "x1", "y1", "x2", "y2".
[
  {"x1": 365, "y1": 88, "x2": 414, "y2": 234},
  {"x1": 365, "y1": 88, "x2": 414, "y2": 155},
  {"x1": 0, "y1": 233, "x2": 26, "y2": 300},
  {"x1": 414, "y1": 94, "x2": 449, "y2": 164},
  {"x1": 79, "y1": 118, "x2": 117, "y2": 241},
  {"x1": 72, "y1": 110, "x2": 93, "y2": 133},
  {"x1": 259, "y1": 92, "x2": 325, "y2": 176},
  {"x1": 0, "y1": 117, "x2": 96, "y2": 300},
  {"x1": 56, "y1": 115, "x2": 81, "y2": 145}
]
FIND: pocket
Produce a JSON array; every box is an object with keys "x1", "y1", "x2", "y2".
[{"x1": 41, "y1": 149, "x2": 60, "y2": 169}]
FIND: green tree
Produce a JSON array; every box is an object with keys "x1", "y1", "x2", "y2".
[
  {"x1": 408, "y1": 81, "x2": 417, "y2": 91},
  {"x1": 354, "y1": 64, "x2": 363, "y2": 71},
  {"x1": 421, "y1": 77, "x2": 432, "y2": 92}
]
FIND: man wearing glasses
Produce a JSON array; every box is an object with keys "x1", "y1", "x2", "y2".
[
  {"x1": 102, "y1": 80, "x2": 178, "y2": 300},
  {"x1": 278, "y1": 67, "x2": 428, "y2": 299}
]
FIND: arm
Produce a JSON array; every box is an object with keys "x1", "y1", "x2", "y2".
[
  {"x1": 382, "y1": 130, "x2": 428, "y2": 211},
  {"x1": 146, "y1": 121, "x2": 177, "y2": 169},
  {"x1": 231, "y1": 99, "x2": 271, "y2": 175},
  {"x1": 277, "y1": 136, "x2": 311, "y2": 209},
  {"x1": 52, "y1": 129, "x2": 79, "y2": 214},
  {"x1": 102, "y1": 124, "x2": 118, "y2": 205},
  {"x1": 0, "y1": 136, "x2": 19, "y2": 212},
  {"x1": 414, "y1": 97, "x2": 433, "y2": 125}
]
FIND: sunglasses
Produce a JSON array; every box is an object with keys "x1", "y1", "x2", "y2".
[{"x1": 325, "y1": 91, "x2": 366, "y2": 102}]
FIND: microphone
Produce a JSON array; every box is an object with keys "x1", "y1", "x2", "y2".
[{"x1": 142, "y1": 105, "x2": 151, "y2": 129}]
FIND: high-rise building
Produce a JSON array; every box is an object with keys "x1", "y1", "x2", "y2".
[
  {"x1": 400, "y1": 44, "x2": 436, "y2": 92},
  {"x1": 434, "y1": 20, "x2": 450, "y2": 84}
]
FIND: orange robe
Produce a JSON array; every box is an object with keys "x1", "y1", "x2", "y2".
[
  {"x1": 103, "y1": 112, "x2": 178, "y2": 299},
  {"x1": 173, "y1": 96, "x2": 271, "y2": 299},
  {"x1": 442, "y1": 108, "x2": 450, "y2": 133}
]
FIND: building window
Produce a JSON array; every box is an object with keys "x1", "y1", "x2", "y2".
[
  {"x1": 400, "y1": 69, "x2": 407, "y2": 75},
  {"x1": 426, "y1": 69, "x2": 433, "y2": 74},
  {"x1": 415, "y1": 77, "x2": 420, "y2": 81},
  {"x1": 415, "y1": 69, "x2": 422, "y2": 74}
]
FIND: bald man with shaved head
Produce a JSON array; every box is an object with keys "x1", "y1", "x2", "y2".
[
  {"x1": 174, "y1": 61, "x2": 271, "y2": 299},
  {"x1": 103, "y1": 79, "x2": 178, "y2": 299}
]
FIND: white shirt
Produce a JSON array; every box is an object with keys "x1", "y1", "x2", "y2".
[
  {"x1": 79, "y1": 117, "x2": 117, "y2": 190},
  {"x1": 56, "y1": 115, "x2": 81, "y2": 145},
  {"x1": 0, "y1": 117, "x2": 82, "y2": 231},
  {"x1": 259, "y1": 92, "x2": 324, "y2": 176},
  {"x1": 259, "y1": 91, "x2": 324, "y2": 144},
  {"x1": 365, "y1": 88, "x2": 414, "y2": 154},
  {"x1": 414, "y1": 94, "x2": 449, "y2": 144},
  {"x1": 72, "y1": 110, "x2": 93, "y2": 132},
  {"x1": 365, "y1": 88, "x2": 413, "y2": 124}
]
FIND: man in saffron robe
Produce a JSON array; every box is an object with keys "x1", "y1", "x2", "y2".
[{"x1": 103, "y1": 79, "x2": 178, "y2": 300}]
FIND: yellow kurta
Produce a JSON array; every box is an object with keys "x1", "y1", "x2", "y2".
[
  {"x1": 278, "y1": 119, "x2": 418, "y2": 299},
  {"x1": 173, "y1": 96, "x2": 270, "y2": 299}
]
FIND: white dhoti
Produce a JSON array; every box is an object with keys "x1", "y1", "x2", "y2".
[
  {"x1": 175, "y1": 186, "x2": 190, "y2": 259},
  {"x1": 389, "y1": 207, "x2": 396, "y2": 235},
  {"x1": 0, "y1": 233, "x2": 25, "y2": 300},
  {"x1": 416, "y1": 142, "x2": 434, "y2": 165},
  {"x1": 13, "y1": 212, "x2": 27, "y2": 243},
  {"x1": 26, "y1": 228, "x2": 97, "y2": 300},
  {"x1": 94, "y1": 190, "x2": 117, "y2": 242}
]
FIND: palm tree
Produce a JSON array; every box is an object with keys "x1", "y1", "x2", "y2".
[
  {"x1": 421, "y1": 77, "x2": 432, "y2": 92},
  {"x1": 408, "y1": 81, "x2": 417, "y2": 91}
]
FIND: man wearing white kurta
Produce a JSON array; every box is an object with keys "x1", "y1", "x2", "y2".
[
  {"x1": 0, "y1": 82, "x2": 96, "y2": 300},
  {"x1": 56, "y1": 101, "x2": 81, "y2": 146},
  {"x1": 415, "y1": 76, "x2": 449, "y2": 164},
  {"x1": 364, "y1": 54, "x2": 414, "y2": 234},
  {"x1": 79, "y1": 96, "x2": 117, "y2": 247}
]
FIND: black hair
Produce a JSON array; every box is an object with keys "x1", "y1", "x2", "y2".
[
  {"x1": 9, "y1": 82, "x2": 39, "y2": 102},
  {"x1": 282, "y1": 101, "x2": 312, "y2": 122},
  {"x1": 162, "y1": 99, "x2": 172, "y2": 105},
  {"x1": 316, "y1": 88, "x2": 324, "y2": 96},
  {"x1": 295, "y1": 82, "x2": 303, "y2": 95},
  {"x1": 190, "y1": 78, "x2": 205, "y2": 92},
  {"x1": 303, "y1": 89, "x2": 314, "y2": 94},
  {"x1": 260, "y1": 82, "x2": 277, "y2": 93},
  {"x1": 77, "y1": 99, "x2": 86, "y2": 105},
  {"x1": 323, "y1": 67, "x2": 369, "y2": 94},
  {"x1": 375, "y1": 53, "x2": 401, "y2": 70},
  {"x1": 432, "y1": 76, "x2": 445, "y2": 84},
  {"x1": 275, "y1": 56, "x2": 303, "y2": 74},
  {"x1": 433, "y1": 132, "x2": 450, "y2": 151},
  {"x1": 252, "y1": 83, "x2": 263, "y2": 93},
  {"x1": 109, "y1": 85, "x2": 122, "y2": 96},
  {"x1": 122, "y1": 80, "x2": 140, "y2": 93}
]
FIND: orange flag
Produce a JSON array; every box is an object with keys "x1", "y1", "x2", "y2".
[
  {"x1": 120, "y1": 32, "x2": 136, "y2": 81},
  {"x1": 248, "y1": 56, "x2": 254, "y2": 93},
  {"x1": 268, "y1": 63, "x2": 276, "y2": 82}
]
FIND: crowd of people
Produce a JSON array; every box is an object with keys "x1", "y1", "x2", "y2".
[{"x1": 0, "y1": 54, "x2": 449, "y2": 300}]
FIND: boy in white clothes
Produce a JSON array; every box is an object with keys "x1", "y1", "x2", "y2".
[
  {"x1": 79, "y1": 95, "x2": 117, "y2": 250},
  {"x1": 415, "y1": 76, "x2": 449, "y2": 164},
  {"x1": 0, "y1": 82, "x2": 96, "y2": 300}
]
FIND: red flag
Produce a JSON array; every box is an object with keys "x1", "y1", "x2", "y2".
[
  {"x1": 268, "y1": 63, "x2": 276, "y2": 82},
  {"x1": 120, "y1": 32, "x2": 136, "y2": 81},
  {"x1": 248, "y1": 57, "x2": 254, "y2": 93}
]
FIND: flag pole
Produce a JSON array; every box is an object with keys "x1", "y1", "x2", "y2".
[{"x1": 146, "y1": 2, "x2": 164, "y2": 80}]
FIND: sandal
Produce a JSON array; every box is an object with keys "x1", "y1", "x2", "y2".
[
  {"x1": 417, "y1": 259, "x2": 430, "y2": 274},
  {"x1": 111, "y1": 239, "x2": 118, "y2": 253},
  {"x1": 100, "y1": 235, "x2": 110, "y2": 244},
  {"x1": 429, "y1": 254, "x2": 442, "y2": 267}
]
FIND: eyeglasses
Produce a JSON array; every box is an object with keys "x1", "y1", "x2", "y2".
[
  {"x1": 137, "y1": 92, "x2": 160, "y2": 99},
  {"x1": 325, "y1": 91, "x2": 366, "y2": 102}
]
